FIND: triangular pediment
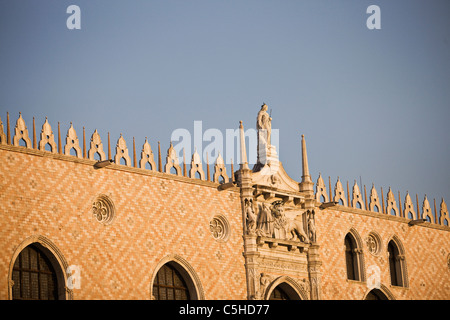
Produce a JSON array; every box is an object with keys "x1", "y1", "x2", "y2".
[{"x1": 251, "y1": 161, "x2": 300, "y2": 193}]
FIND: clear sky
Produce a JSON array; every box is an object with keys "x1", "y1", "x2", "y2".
[{"x1": 1, "y1": 1, "x2": 449, "y2": 214}]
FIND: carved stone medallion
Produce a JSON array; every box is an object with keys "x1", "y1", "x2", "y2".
[
  {"x1": 92, "y1": 195, "x2": 115, "y2": 225},
  {"x1": 209, "y1": 215, "x2": 230, "y2": 242}
]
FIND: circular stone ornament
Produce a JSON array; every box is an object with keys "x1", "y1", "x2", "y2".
[
  {"x1": 209, "y1": 215, "x2": 230, "y2": 242},
  {"x1": 92, "y1": 195, "x2": 115, "y2": 225}
]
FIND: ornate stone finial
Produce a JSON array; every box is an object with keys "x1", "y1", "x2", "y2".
[
  {"x1": 115, "y1": 134, "x2": 131, "y2": 166},
  {"x1": 64, "y1": 122, "x2": 82, "y2": 158},
  {"x1": 213, "y1": 152, "x2": 229, "y2": 183},
  {"x1": 164, "y1": 142, "x2": 182, "y2": 176},
  {"x1": 386, "y1": 187, "x2": 398, "y2": 216},
  {"x1": 189, "y1": 148, "x2": 205, "y2": 180},
  {"x1": 88, "y1": 129, "x2": 106, "y2": 161},
  {"x1": 315, "y1": 173, "x2": 328, "y2": 202},
  {"x1": 334, "y1": 177, "x2": 347, "y2": 206},
  {"x1": 422, "y1": 195, "x2": 434, "y2": 223},
  {"x1": 403, "y1": 192, "x2": 416, "y2": 220},
  {"x1": 13, "y1": 112, "x2": 32, "y2": 148},
  {"x1": 139, "y1": 138, "x2": 156, "y2": 171},
  {"x1": 38, "y1": 117, "x2": 57, "y2": 153},
  {"x1": 352, "y1": 180, "x2": 364, "y2": 209}
]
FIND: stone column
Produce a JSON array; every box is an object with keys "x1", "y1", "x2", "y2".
[{"x1": 307, "y1": 244, "x2": 322, "y2": 300}]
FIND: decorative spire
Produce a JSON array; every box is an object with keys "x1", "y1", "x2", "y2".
[
  {"x1": 434, "y1": 198, "x2": 437, "y2": 223},
  {"x1": 206, "y1": 152, "x2": 211, "y2": 181},
  {"x1": 6, "y1": 112, "x2": 10, "y2": 145},
  {"x1": 416, "y1": 194, "x2": 420, "y2": 219},
  {"x1": 183, "y1": 148, "x2": 187, "y2": 177},
  {"x1": 0, "y1": 116, "x2": 6, "y2": 145},
  {"x1": 158, "y1": 141, "x2": 162, "y2": 172},
  {"x1": 58, "y1": 122, "x2": 62, "y2": 154},
  {"x1": 301, "y1": 134, "x2": 312, "y2": 183},
  {"x1": 300, "y1": 134, "x2": 314, "y2": 193},
  {"x1": 107, "y1": 132, "x2": 111, "y2": 160},
  {"x1": 364, "y1": 185, "x2": 368, "y2": 210},
  {"x1": 347, "y1": 181, "x2": 350, "y2": 206},
  {"x1": 133, "y1": 137, "x2": 137, "y2": 167},
  {"x1": 239, "y1": 121, "x2": 249, "y2": 170},
  {"x1": 83, "y1": 126, "x2": 86, "y2": 158},
  {"x1": 328, "y1": 176, "x2": 332, "y2": 201},
  {"x1": 32, "y1": 117, "x2": 37, "y2": 149},
  {"x1": 230, "y1": 158, "x2": 234, "y2": 182}
]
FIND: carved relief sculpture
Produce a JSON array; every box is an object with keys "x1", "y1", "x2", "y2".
[
  {"x1": 307, "y1": 210, "x2": 317, "y2": 243},
  {"x1": 256, "y1": 203, "x2": 274, "y2": 237},
  {"x1": 244, "y1": 198, "x2": 257, "y2": 235},
  {"x1": 256, "y1": 200, "x2": 309, "y2": 243}
]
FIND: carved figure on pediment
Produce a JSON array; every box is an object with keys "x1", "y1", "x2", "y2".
[{"x1": 245, "y1": 198, "x2": 257, "y2": 235}]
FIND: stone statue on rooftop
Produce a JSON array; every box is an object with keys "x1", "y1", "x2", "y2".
[{"x1": 257, "y1": 103, "x2": 272, "y2": 146}]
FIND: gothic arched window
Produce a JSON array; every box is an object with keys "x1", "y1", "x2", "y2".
[
  {"x1": 388, "y1": 240, "x2": 407, "y2": 287},
  {"x1": 12, "y1": 244, "x2": 59, "y2": 300},
  {"x1": 153, "y1": 264, "x2": 190, "y2": 300},
  {"x1": 344, "y1": 233, "x2": 364, "y2": 281}
]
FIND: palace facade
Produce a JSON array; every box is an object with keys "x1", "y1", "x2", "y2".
[{"x1": 0, "y1": 106, "x2": 449, "y2": 300}]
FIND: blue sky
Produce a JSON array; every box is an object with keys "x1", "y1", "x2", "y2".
[{"x1": 1, "y1": 1, "x2": 449, "y2": 214}]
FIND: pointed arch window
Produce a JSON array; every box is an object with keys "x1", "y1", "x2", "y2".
[
  {"x1": 388, "y1": 240, "x2": 407, "y2": 287},
  {"x1": 153, "y1": 264, "x2": 190, "y2": 300},
  {"x1": 344, "y1": 233, "x2": 364, "y2": 281},
  {"x1": 12, "y1": 244, "x2": 59, "y2": 300}
]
